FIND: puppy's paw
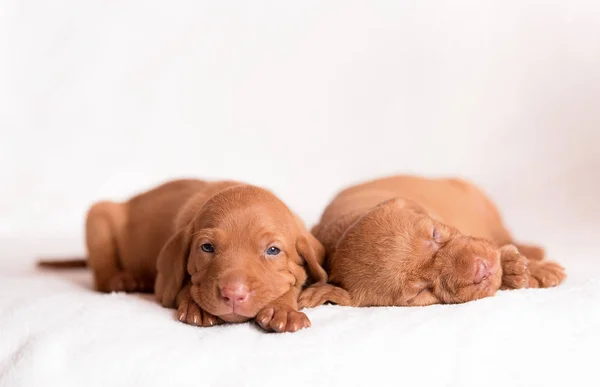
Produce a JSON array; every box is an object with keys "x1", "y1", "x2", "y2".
[
  {"x1": 255, "y1": 305, "x2": 310, "y2": 333},
  {"x1": 298, "y1": 286, "x2": 327, "y2": 309},
  {"x1": 499, "y1": 245, "x2": 529, "y2": 290},
  {"x1": 528, "y1": 260, "x2": 566, "y2": 288},
  {"x1": 177, "y1": 297, "x2": 221, "y2": 327},
  {"x1": 108, "y1": 271, "x2": 153, "y2": 293}
]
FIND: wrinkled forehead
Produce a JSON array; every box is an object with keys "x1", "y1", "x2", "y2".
[
  {"x1": 447, "y1": 236, "x2": 496, "y2": 255},
  {"x1": 195, "y1": 187, "x2": 296, "y2": 235},
  {"x1": 372, "y1": 201, "x2": 431, "y2": 232}
]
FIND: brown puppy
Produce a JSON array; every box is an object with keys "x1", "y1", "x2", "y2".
[
  {"x1": 41, "y1": 179, "x2": 327, "y2": 332},
  {"x1": 299, "y1": 175, "x2": 566, "y2": 309}
]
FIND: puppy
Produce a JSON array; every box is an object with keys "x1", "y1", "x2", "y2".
[
  {"x1": 40, "y1": 179, "x2": 327, "y2": 332},
  {"x1": 299, "y1": 175, "x2": 566, "y2": 308}
]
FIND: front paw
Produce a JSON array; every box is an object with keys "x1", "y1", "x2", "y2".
[
  {"x1": 298, "y1": 285, "x2": 327, "y2": 309},
  {"x1": 177, "y1": 297, "x2": 221, "y2": 327},
  {"x1": 255, "y1": 305, "x2": 310, "y2": 333},
  {"x1": 528, "y1": 260, "x2": 566, "y2": 288},
  {"x1": 499, "y1": 245, "x2": 530, "y2": 290},
  {"x1": 299, "y1": 283, "x2": 352, "y2": 309}
]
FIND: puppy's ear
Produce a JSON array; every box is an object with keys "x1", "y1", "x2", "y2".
[
  {"x1": 296, "y1": 233, "x2": 328, "y2": 285},
  {"x1": 155, "y1": 224, "x2": 192, "y2": 308}
]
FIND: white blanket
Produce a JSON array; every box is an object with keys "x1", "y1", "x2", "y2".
[{"x1": 0, "y1": 236, "x2": 598, "y2": 387}]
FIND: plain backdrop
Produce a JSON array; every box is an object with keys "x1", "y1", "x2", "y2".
[
  {"x1": 1, "y1": 0, "x2": 599, "y2": 259},
  {"x1": 1, "y1": 3, "x2": 600, "y2": 387}
]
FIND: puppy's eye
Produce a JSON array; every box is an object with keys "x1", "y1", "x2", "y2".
[
  {"x1": 200, "y1": 243, "x2": 215, "y2": 253},
  {"x1": 265, "y1": 246, "x2": 281, "y2": 256}
]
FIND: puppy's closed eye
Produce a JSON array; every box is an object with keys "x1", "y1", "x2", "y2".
[
  {"x1": 431, "y1": 223, "x2": 452, "y2": 245},
  {"x1": 432, "y1": 227, "x2": 441, "y2": 243},
  {"x1": 423, "y1": 226, "x2": 443, "y2": 250},
  {"x1": 417, "y1": 219, "x2": 445, "y2": 245}
]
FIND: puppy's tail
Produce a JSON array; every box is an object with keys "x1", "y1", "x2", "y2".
[{"x1": 37, "y1": 257, "x2": 87, "y2": 269}]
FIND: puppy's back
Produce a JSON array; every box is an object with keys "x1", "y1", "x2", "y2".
[
  {"x1": 316, "y1": 175, "x2": 508, "y2": 249},
  {"x1": 360, "y1": 176, "x2": 506, "y2": 241}
]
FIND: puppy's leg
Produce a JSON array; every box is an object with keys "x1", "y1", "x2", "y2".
[
  {"x1": 86, "y1": 201, "x2": 123, "y2": 292},
  {"x1": 298, "y1": 283, "x2": 353, "y2": 309},
  {"x1": 107, "y1": 272, "x2": 154, "y2": 293},
  {"x1": 86, "y1": 201, "x2": 151, "y2": 293},
  {"x1": 527, "y1": 260, "x2": 566, "y2": 288},
  {"x1": 256, "y1": 287, "x2": 311, "y2": 333},
  {"x1": 499, "y1": 244, "x2": 530, "y2": 290}
]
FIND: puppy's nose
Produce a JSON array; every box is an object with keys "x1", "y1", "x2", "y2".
[
  {"x1": 219, "y1": 283, "x2": 250, "y2": 306},
  {"x1": 473, "y1": 258, "x2": 494, "y2": 284}
]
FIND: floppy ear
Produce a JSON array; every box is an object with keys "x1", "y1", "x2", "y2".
[
  {"x1": 155, "y1": 225, "x2": 192, "y2": 308},
  {"x1": 296, "y1": 233, "x2": 328, "y2": 285}
]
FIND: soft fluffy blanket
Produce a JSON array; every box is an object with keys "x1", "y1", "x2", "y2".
[{"x1": 0, "y1": 237, "x2": 598, "y2": 387}]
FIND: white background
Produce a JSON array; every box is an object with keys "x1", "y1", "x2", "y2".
[{"x1": 1, "y1": 0, "x2": 599, "y2": 254}]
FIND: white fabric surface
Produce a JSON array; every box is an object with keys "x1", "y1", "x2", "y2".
[{"x1": 0, "y1": 236, "x2": 599, "y2": 387}]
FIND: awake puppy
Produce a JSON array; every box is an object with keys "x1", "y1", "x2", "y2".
[
  {"x1": 299, "y1": 175, "x2": 565, "y2": 308},
  {"x1": 40, "y1": 179, "x2": 327, "y2": 332}
]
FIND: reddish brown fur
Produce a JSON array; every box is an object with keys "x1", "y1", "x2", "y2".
[
  {"x1": 43, "y1": 179, "x2": 326, "y2": 332},
  {"x1": 299, "y1": 175, "x2": 566, "y2": 309}
]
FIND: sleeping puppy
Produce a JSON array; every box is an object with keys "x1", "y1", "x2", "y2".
[
  {"x1": 299, "y1": 175, "x2": 566, "y2": 308},
  {"x1": 40, "y1": 179, "x2": 327, "y2": 332}
]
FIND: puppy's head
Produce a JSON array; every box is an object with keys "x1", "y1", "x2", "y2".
[
  {"x1": 330, "y1": 198, "x2": 501, "y2": 306},
  {"x1": 428, "y1": 233, "x2": 502, "y2": 304},
  {"x1": 155, "y1": 185, "x2": 326, "y2": 323}
]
